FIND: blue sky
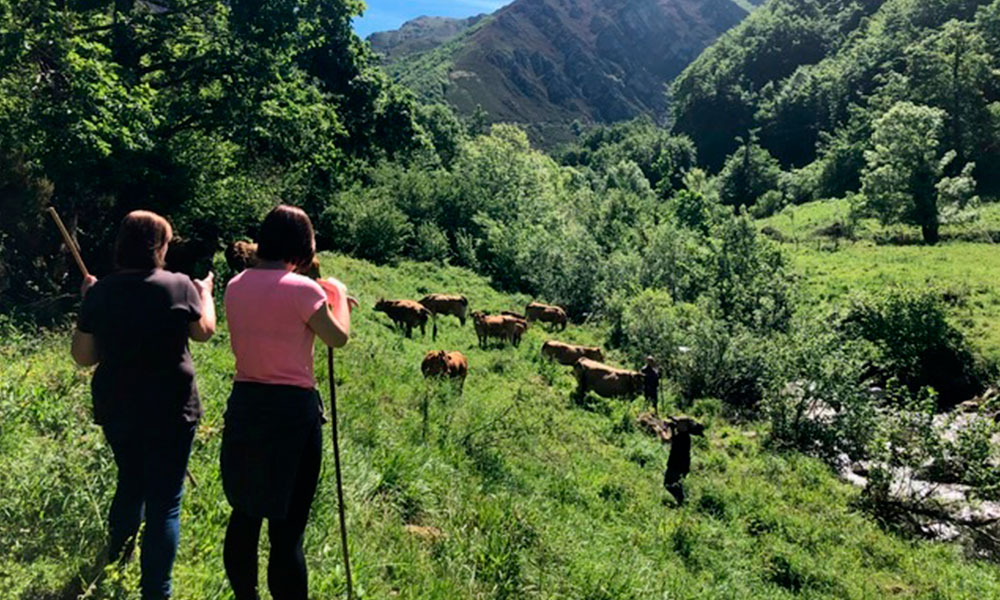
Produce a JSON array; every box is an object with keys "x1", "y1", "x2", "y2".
[{"x1": 353, "y1": 1, "x2": 512, "y2": 39}]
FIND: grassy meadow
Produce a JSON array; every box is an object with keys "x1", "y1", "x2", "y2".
[
  {"x1": 760, "y1": 201, "x2": 1000, "y2": 362},
  {"x1": 3, "y1": 254, "x2": 1000, "y2": 599}
]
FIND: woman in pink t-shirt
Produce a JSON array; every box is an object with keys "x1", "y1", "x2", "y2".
[{"x1": 221, "y1": 205, "x2": 354, "y2": 600}]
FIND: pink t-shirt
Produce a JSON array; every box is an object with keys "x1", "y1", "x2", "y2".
[{"x1": 225, "y1": 269, "x2": 327, "y2": 389}]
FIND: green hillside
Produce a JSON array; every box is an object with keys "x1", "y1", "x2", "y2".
[
  {"x1": 3, "y1": 255, "x2": 1000, "y2": 599},
  {"x1": 673, "y1": 0, "x2": 1000, "y2": 197},
  {"x1": 759, "y1": 200, "x2": 1000, "y2": 361}
]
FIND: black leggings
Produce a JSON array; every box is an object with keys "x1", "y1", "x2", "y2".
[{"x1": 223, "y1": 425, "x2": 322, "y2": 600}]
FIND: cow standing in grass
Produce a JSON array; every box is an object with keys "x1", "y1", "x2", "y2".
[
  {"x1": 541, "y1": 341, "x2": 603, "y2": 366},
  {"x1": 502, "y1": 314, "x2": 528, "y2": 347},
  {"x1": 419, "y1": 294, "x2": 469, "y2": 325},
  {"x1": 375, "y1": 299, "x2": 431, "y2": 338},
  {"x1": 421, "y1": 351, "x2": 469, "y2": 388},
  {"x1": 501, "y1": 311, "x2": 528, "y2": 323},
  {"x1": 472, "y1": 311, "x2": 507, "y2": 348},
  {"x1": 572, "y1": 358, "x2": 643, "y2": 400},
  {"x1": 526, "y1": 302, "x2": 567, "y2": 331},
  {"x1": 420, "y1": 294, "x2": 469, "y2": 340}
]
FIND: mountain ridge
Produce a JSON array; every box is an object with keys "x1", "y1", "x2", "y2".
[
  {"x1": 368, "y1": 14, "x2": 488, "y2": 62},
  {"x1": 371, "y1": 0, "x2": 759, "y2": 145}
]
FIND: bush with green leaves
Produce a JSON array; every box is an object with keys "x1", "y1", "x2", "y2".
[
  {"x1": 711, "y1": 214, "x2": 794, "y2": 333},
  {"x1": 321, "y1": 188, "x2": 413, "y2": 264},
  {"x1": 764, "y1": 320, "x2": 877, "y2": 462},
  {"x1": 840, "y1": 290, "x2": 986, "y2": 407},
  {"x1": 716, "y1": 133, "x2": 783, "y2": 209},
  {"x1": 613, "y1": 291, "x2": 776, "y2": 411},
  {"x1": 410, "y1": 222, "x2": 451, "y2": 264}
]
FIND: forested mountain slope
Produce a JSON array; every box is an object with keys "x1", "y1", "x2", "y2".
[
  {"x1": 672, "y1": 0, "x2": 1000, "y2": 195},
  {"x1": 385, "y1": 0, "x2": 759, "y2": 145}
]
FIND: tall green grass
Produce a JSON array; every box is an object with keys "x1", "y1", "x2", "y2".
[
  {"x1": 760, "y1": 201, "x2": 1000, "y2": 361},
  {"x1": 2, "y1": 255, "x2": 999, "y2": 599}
]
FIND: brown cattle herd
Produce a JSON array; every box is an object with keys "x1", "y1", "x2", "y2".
[
  {"x1": 373, "y1": 290, "x2": 641, "y2": 401},
  {"x1": 223, "y1": 241, "x2": 699, "y2": 503},
  {"x1": 222, "y1": 240, "x2": 644, "y2": 401}
]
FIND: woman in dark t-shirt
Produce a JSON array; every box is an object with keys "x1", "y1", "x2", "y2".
[{"x1": 71, "y1": 210, "x2": 216, "y2": 600}]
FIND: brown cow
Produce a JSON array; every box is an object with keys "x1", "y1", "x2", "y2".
[
  {"x1": 375, "y1": 299, "x2": 431, "y2": 338},
  {"x1": 225, "y1": 240, "x2": 321, "y2": 279},
  {"x1": 420, "y1": 294, "x2": 469, "y2": 326},
  {"x1": 225, "y1": 240, "x2": 258, "y2": 272},
  {"x1": 471, "y1": 311, "x2": 509, "y2": 348},
  {"x1": 501, "y1": 311, "x2": 528, "y2": 323},
  {"x1": 526, "y1": 302, "x2": 567, "y2": 331},
  {"x1": 541, "y1": 341, "x2": 603, "y2": 366},
  {"x1": 421, "y1": 351, "x2": 469, "y2": 387},
  {"x1": 573, "y1": 358, "x2": 644, "y2": 400},
  {"x1": 504, "y1": 316, "x2": 528, "y2": 347}
]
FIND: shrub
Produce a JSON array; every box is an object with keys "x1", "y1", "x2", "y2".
[
  {"x1": 618, "y1": 290, "x2": 702, "y2": 374},
  {"x1": 750, "y1": 189, "x2": 787, "y2": 219},
  {"x1": 716, "y1": 133, "x2": 783, "y2": 208},
  {"x1": 410, "y1": 222, "x2": 450, "y2": 263},
  {"x1": 764, "y1": 320, "x2": 877, "y2": 461},
  {"x1": 712, "y1": 214, "x2": 794, "y2": 333},
  {"x1": 615, "y1": 291, "x2": 776, "y2": 411},
  {"x1": 840, "y1": 290, "x2": 986, "y2": 408},
  {"x1": 321, "y1": 189, "x2": 412, "y2": 264},
  {"x1": 639, "y1": 222, "x2": 711, "y2": 303}
]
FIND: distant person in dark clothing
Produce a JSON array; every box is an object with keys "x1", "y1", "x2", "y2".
[
  {"x1": 71, "y1": 210, "x2": 217, "y2": 600},
  {"x1": 663, "y1": 417, "x2": 706, "y2": 506},
  {"x1": 641, "y1": 355, "x2": 661, "y2": 413},
  {"x1": 222, "y1": 205, "x2": 356, "y2": 600}
]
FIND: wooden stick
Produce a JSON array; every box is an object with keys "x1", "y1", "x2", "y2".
[
  {"x1": 328, "y1": 347, "x2": 354, "y2": 599},
  {"x1": 46, "y1": 207, "x2": 90, "y2": 278}
]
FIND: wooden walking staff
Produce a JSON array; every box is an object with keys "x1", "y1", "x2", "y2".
[
  {"x1": 47, "y1": 207, "x2": 200, "y2": 488},
  {"x1": 47, "y1": 207, "x2": 90, "y2": 279},
  {"x1": 327, "y1": 347, "x2": 353, "y2": 599},
  {"x1": 317, "y1": 279, "x2": 354, "y2": 599}
]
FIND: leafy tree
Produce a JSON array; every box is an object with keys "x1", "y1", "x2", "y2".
[
  {"x1": 712, "y1": 214, "x2": 793, "y2": 333},
  {"x1": 416, "y1": 103, "x2": 467, "y2": 168},
  {"x1": 716, "y1": 132, "x2": 783, "y2": 209},
  {"x1": 668, "y1": 187, "x2": 719, "y2": 236},
  {"x1": 0, "y1": 0, "x2": 425, "y2": 309},
  {"x1": 558, "y1": 119, "x2": 696, "y2": 195},
  {"x1": 906, "y1": 19, "x2": 996, "y2": 167},
  {"x1": 859, "y1": 101, "x2": 977, "y2": 244}
]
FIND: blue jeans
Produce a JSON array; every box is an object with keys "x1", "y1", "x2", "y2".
[{"x1": 103, "y1": 420, "x2": 196, "y2": 600}]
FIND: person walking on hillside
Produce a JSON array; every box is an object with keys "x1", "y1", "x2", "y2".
[
  {"x1": 221, "y1": 205, "x2": 356, "y2": 600},
  {"x1": 663, "y1": 417, "x2": 706, "y2": 506},
  {"x1": 71, "y1": 211, "x2": 217, "y2": 600},
  {"x1": 641, "y1": 355, "x2": 661, "y2": 414}
]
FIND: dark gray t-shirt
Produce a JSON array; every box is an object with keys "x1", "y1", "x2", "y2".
[{"x1": 78, "y1": 269, "x2": 203, "y2": 425}]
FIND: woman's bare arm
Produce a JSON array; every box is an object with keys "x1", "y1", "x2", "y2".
[
  {"x1": 71, "y1": 330, "x2": 99, "y2": 367},
  {"x1": 189, "y1": 272, "x2": 217, "y2": 342},
  {"x1": 307, "y1": 304, "x2": 349, "y2": 349},
  {"x1": 72, "y1": 275, "x2": 100, "y2": 367}
]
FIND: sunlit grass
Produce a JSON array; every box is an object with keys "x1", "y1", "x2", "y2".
[
  {"x1": 2, "y1": 254, "x2": 999, "y2": 599},
  {"x1": 760, "y1": 200, "x2": 1000, "y2": 362}
]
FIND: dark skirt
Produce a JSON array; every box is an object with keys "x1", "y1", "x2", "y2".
[{"x1": 221, "y1": 382, "x2": 323, "y2": 519}]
